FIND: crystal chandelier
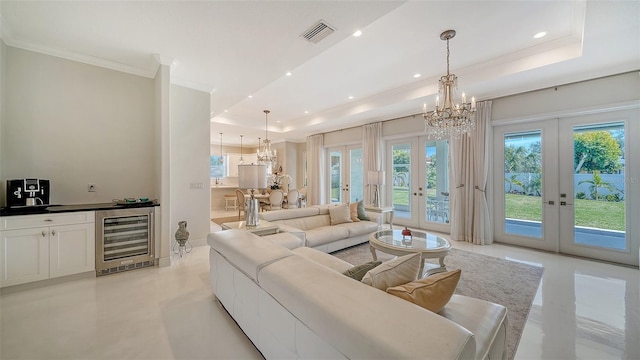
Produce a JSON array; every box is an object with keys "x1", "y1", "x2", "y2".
[
  {"x1": 424, "y1": 30, "x2": 476, "y2": 140},
  {"x1": 257, "y1": 110, "x2": 277, "y2": 167}
]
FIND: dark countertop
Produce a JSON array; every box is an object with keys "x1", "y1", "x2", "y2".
[{"x1": 0, "y1": 201, "x2": 159, "y2": 216}]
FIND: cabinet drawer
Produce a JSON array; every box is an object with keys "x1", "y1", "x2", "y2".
[{"x1": 0, "y1": 211, "x2": 95, "y2": 230}]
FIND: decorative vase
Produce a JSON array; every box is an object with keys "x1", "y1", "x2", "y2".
[{"x1": 175, "y1": 221, "x2": 190, "y2": 246}]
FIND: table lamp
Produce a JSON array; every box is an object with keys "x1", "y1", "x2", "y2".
[
  {"x1": 368, "y1": 170, "x2": 385, "y2": 208},
  {"x1": 238, "y1": 164, "x2": 267, "y2": 227}
]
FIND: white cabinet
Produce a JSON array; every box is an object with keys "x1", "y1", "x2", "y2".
[{"x1": 0, "y1": 211, "x2": 95, "y2": 288}]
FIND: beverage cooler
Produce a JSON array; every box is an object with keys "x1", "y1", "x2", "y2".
[{"x1": 95, "y1": 207, "x2": 155, "y2": 276}]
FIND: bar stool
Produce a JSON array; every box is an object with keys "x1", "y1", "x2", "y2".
[{"x1": 224, "y1": 194, "x2": 237, "y2": 211}]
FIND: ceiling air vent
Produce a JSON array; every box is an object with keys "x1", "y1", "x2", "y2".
[{"x1": 301, "y1": 20, "x2": 335, "y2": 44}]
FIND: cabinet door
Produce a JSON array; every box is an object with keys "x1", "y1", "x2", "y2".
[
  {"x1": 0, "y1": 228, "x2": 50, "y2": 287},
  {"x1": 49, "y1": 223, "x2": 95, "y2": 278}
]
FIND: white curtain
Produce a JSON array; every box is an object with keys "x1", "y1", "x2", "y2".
[
  {"x1": 306, "y1": 134, "x2": 325, "y2": 206},
  {"x1": 450, "y1": 101, "x2": 493, "y2": 244},
  {"x1": 362, "y1": 122, "x2": 382, "y2": 204}
]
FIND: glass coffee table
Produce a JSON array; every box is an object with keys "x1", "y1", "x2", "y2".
[
  {"x1": 369, "y1": 229, "x2": 452, "y2": 276},
  {"x1": 221, "y1": 220, "x2": 279, "y2": 236}
]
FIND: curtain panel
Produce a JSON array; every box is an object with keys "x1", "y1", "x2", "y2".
[
  {"x1": 362, "y1": 122, "x2": 382, "y2": 205},
  {"x1": 306, "y1": 134, "x2": 325, "y2": 206},
  {"x1": 449, "y1": 101, "x2": 493, "y2": 244}
]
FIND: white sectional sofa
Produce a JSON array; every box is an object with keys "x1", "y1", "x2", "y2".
[
  {"x1": 208, "y1": 229, "x2": 508, "y2": 360},
  {"x1": 258, "y1": 205, "x2": 381, "y2": 252}
]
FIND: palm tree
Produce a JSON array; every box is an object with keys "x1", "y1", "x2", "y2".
[{"x1": 577, "y1": 171, "x2": 618, "y2": 200}]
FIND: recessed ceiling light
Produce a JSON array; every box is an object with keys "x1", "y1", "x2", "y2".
[
  {"x1": 285, "y1": 72, "x2": 292, "y2": 76},
  {"x1": 277, "y1": 120, "x2": 281, "y2": 123},
  {"x1": 348, "y1": 96, "x2": 354, "y2": 100},
  {"x1": 353, "y1": 30, "x2": 362, "y2": 37},
  {"x1": 414, "y1": 73, "x2": 421, "y2": 78},
  {"x1": 534, "y1": 31, "x2": 547, "y2": 39},
  {"x1": 224, "y1": 109, "x2": 228, "y2": 113},
  {"x1": 304, "y1": 110, "x2": 309, "y2": 114},
  {"x1": 248, "y1": 95, "x2": 253, "y2": 98}
]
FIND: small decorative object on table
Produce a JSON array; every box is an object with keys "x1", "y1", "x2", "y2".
[
  {"x1": 402, "y1": 226, "x2": 412, "y2": 244},
  {"x1": 173, "y1": 220, "x2": 192, "y2": 257}
]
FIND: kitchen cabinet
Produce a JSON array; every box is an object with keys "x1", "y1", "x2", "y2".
[{"x1": 0, "y1": 211, "x2": 95, "y2": 288}]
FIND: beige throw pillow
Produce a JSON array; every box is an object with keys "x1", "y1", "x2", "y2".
[
  {"x1": 386, "y1": 269, "x2": 461, "y2": 313},
  {"x1": 329, "y1": 204, "x2": 353, "y2": 225},
  {"x1": 361, "y1": 253, "x2": 421, "y2": 290},
  {"x1": 349, "y1": 202, "x2": 361, "y2": 222}
]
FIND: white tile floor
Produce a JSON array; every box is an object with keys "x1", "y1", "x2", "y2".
[{"x1": 2, "y1": 215, "x2": 639, "y2": 359}]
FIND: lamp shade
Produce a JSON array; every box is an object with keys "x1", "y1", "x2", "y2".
[
  {"x1": 238, "y1": 164, "x2": 267, "y2": 189},
  {"x1": 368, "y1": 171, "x2": 385, "y2": 185}
]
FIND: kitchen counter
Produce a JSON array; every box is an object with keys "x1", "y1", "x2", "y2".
[{"x1": 0, "y1": 201, "x2": 159, "y2": 217}]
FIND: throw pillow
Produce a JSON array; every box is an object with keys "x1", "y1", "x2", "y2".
[
  {"x1": 356, "y1": 200, "x2": 369, "y2": 221},
  {"x1": 329, "y1": 203, "x2": 353, "y2": 225},
  {"x1": 386, "y1": 269, "x2": 461, "y2": 313},
  {"x1": 361, "y1": 253, "x2": 421, "y2": 290},
  {"x1": 342, "y1": 261, "x2": 382, "y2": 281},
  {"x1": 349, "y1": 202, "x2": 361, "y2": 222}
]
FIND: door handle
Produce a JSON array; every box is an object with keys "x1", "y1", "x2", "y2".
[
  {"x1": 543, "y1": 200, "x2": 555, "y2": 205},
  {"x1": 51, "y1": 230, "x2": 56, "y2": 236},
  {"x1": 41, "y1": 231, "x2": 47, "y2": 237},
  {"x1": 560, "y1": 201, "x2": 573, "y2": 206},
  {"x1": 419, "y1": 193, "x2": 423, "y2": 196}
]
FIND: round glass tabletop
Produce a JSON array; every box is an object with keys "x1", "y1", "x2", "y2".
[{"x1": 371, "y1": 229, "x2": 450, "y2": 251}]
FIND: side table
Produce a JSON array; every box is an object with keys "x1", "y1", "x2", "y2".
[{"x1": 364, "y1": 206, "x2": 394, "y2": 229}]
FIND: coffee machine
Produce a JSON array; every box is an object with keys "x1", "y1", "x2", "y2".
[{"x1": 6, "y1": 179, "x2": 51, "y2": 208}]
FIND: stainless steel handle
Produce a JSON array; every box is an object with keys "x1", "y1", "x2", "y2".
[{"x1": 560, "y1": 201, "x2": 573, "y2": 206}]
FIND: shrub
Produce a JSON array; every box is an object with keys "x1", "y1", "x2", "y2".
[{"x1": 575, "y1": 192, "x2": 586, "y2": 200}]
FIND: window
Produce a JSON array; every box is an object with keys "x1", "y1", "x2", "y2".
[{"x1": 210, "y1": 155, "x2": 226, "y2": 178}]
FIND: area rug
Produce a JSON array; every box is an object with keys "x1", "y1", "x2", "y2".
[{"x1": 331, "y1": 244, "x2": 543, "y2": 360}]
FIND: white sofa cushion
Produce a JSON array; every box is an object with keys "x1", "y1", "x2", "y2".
[
  {"x1": 263, "y1": 232, "x2": 304, "y2": 249},
  {"x1": 207, "y1": 229, "x2": 292, "y2": 281},
  {"x1": 439, "y1": 294, "x2": 508, "y2": 360},
  {"x1": 305, "y1": 226, "x2": 350, "y2": 248},
  {"x1": 335, "y1": 220, "x2": 379, "y2": 237},
  {"x1": 361, "y1": 253, "x2": 421, "y2": 290},
  {"x1": 259, "y1": 207, "x2": 320, "y2": 222},
  {"x1": 258, "y1": 255, "x2": 476, "y2": 359},
  {"x1": 292, "y1": 246, "x2": 354, "y2": 273}
]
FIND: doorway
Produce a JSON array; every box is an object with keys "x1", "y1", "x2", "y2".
[
  {"x1": 493, "y1": 109, "x2": 638, "y2": 266},
  {"x1": 387, "y1": 136, "x2": 451, "y2": 232},
  {"x1": 327, "y1": 145, "x2": 364, "y2": 204}
]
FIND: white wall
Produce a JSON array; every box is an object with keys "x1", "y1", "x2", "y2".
[
  {"x1": 0, "y1": 40, "x2": 5, "y2": 201},
  {"x1": 1, "y1": 46, "x2": 157, "y2": 205},
  {"x1": 170, "y1": 85, "x2": 210, "y2": 246}
]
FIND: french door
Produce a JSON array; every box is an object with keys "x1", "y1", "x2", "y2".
[
  {"x1": 494, "y1": 109, "x2": 638, "y2": 266},
  {"x1": 387, "y1": 136, "x2": 451, "y2": 232},
  {"x1": 327, "y1": 145, "x2": 364, "y2": 204}
]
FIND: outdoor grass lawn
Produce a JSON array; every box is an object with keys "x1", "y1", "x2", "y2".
[
  {"x1": 392, "y1": 188, "x2": 625, "y2": 231},
  {"x1": 506, "y1": 193, "x2": 624, "y2": 231}
]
